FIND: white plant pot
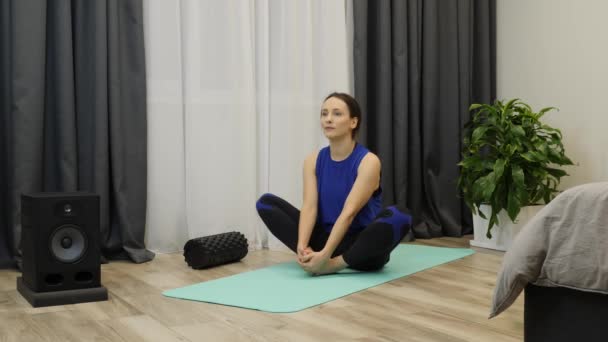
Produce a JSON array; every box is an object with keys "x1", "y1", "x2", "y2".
[{"x1": 470, "y1": 204, "x2": 544, "y2": 251}]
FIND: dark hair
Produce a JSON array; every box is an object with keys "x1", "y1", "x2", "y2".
[{"x1": 323, "y1": 92, "x2": 362, "y2": 138}]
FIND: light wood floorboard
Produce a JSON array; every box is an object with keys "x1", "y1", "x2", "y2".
[{"x1": 0, "y1": 236, "x2": 522, "y2": 341}]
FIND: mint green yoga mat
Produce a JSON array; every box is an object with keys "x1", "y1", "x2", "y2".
[{"x1": 163, "y1": 244, "x2": 474, "y2": 313}]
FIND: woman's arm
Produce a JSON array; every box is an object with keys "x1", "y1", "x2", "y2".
[
  {"x1": 297, "y1": 151, "x2": 319, "y2": 255},
  {"x1": 321, "y1": 153, "x2": 381, "y2": 257}
]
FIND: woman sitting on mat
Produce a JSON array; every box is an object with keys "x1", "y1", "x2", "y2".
[{"x1": 256, "y1": 92, "x2": 412, "y2": 275}]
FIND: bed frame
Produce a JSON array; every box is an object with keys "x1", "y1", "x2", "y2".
[{"x1": 524, "y1": 283, "x2": 608, "y2": 341}]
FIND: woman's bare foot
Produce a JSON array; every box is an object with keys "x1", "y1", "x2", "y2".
[{"x1": 314, "y1": 255, "x2": 348, "y2": 275}]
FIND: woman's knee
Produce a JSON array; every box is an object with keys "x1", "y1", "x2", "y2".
[
  {"x1": 255, "y1": 193, "x2": 277, "y2": 212},
  {"x1": 377, "y1": 205, "x2": 412, "y2": 221},
  {"x1": 345, "y1": 254, "x2": 389, "y2": 271},
  {"x1": 374, "y1": 206, "x2": 413, "y2": 244}
]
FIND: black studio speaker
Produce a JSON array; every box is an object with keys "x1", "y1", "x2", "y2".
[{"x1": 17, "y1": 192, "x2": 108, "y2": 307}]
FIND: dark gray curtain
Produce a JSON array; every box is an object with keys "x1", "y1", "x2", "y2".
[
  {"x1": 353, "y1": 0, "x2": 496, "y2": 238},
  {"x1": 0, "y1": 0, "x2": 154, "y2": 268},
  {"x1": 0, "y1": 0, "x2": 10, "y2": 268}
]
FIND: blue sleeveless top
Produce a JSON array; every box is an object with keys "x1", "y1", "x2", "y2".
[{"x1": 315, "y1": 144, "x2": 382, "y2": 233}]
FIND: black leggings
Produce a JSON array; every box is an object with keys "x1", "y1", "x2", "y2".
[{"x1": 256, "y1": 193, "x2": 412, "y2": 271}]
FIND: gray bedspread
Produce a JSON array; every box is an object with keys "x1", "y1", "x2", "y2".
[{"x1": 490, "y1": 182, "x2": 608, "y2": 318}]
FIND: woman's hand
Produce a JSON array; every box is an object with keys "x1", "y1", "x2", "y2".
[
  {"x1": 297, "y1": 244, "x2": 313, "y2": 263},
  {"x1": 298, "y1": 250, "x2": 330, "y2": 275}
]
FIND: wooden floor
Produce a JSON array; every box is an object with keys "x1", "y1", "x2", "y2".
[{"x1": 0, "y1": 236, "x2": 523, "y2": 341}]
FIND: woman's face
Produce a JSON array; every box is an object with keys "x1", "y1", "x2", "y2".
[{"x1": 320, "y1": 97, "x2": 358, "y2": 140}]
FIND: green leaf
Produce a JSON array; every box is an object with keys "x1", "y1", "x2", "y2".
[
  {"x1": 543, "y1": 188, "x2": 552, "y2": 203},
  {"x1": 537, "y1": 106, "x2": 557, "y2": 118},
  {"x1": 507, "y1": 165, "x2": 526, "y2": 221},
  {"x1": 531, "y1": 151, "x2": 548, "y2": 163},
  {"x1": 493, "y1": 159, "x2": 506, "y2": 180},
  {"x1": 511, "y1": 126, "x2": 526, "y2": 138},
  {"x1": 520, "y1": 152, "x2": 538, "y2": 162},
  {"x1": 504, "y1": 98, "x2": 519, "y2": 110},
  {"x1": 487, "y1": 212, "x2": 499, "y2": 238},
  {"x1": 469, "y1": 103, "x2": 483, "y2": 111},
  {"x1": 561, "y1": 155, "x2": 574, "y2": 165},
  {"x1": 546, "y1": 167, "x2": 567, "y2": 179},
  {"x1": 474, "y1": 172, "x2": 497, "y2": 200},
  {"x1": 472, "y1": 126, "x2": 489, "y2": 142},
  {"x1": 477, "y1": 205, "x2": 487, "y2": 219}
]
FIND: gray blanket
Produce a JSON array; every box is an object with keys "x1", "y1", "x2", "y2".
[{"x1": 490, "y1": 182, "x2": 608, "y2": 318}]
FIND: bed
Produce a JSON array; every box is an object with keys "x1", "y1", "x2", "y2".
[{"x1": 489, "y1": 182, "x2": 608, "y2": 342}]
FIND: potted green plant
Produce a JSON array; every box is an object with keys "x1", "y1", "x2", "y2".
[{"x1": 458, "y1": 99, "x2": 573, "y2": 249}]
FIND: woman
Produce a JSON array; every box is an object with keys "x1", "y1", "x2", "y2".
[{"x1": 256, "y1": 92, "x2": 412, "y2": 275}]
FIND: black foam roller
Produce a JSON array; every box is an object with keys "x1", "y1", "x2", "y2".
[{"x1": 183, "y1": 231, "x2": 248, "y2": 269}]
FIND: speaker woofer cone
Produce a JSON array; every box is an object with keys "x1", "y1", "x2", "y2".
[{"x1": 49, "y1": 225, "x2": 88, "y2": 263}]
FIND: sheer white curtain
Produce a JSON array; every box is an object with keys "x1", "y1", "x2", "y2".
[{"x1": 144, "y1": 0, "x2": 351, "y2": 253}]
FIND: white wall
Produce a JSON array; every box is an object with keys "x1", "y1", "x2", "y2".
[{"x1": 497, "y1": 0, "x2": 608, "y2": 188}]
